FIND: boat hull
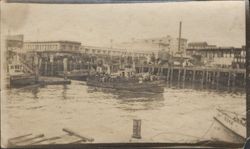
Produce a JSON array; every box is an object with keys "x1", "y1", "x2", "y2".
[
  {"x1": 86, "y1": 80, "x2": 164, "y2": 93},
  {"x1": 210, "y1": 109, "x2": 246, "y2": 143},
  {"x1": 10, "y1": 75, "x2": 37, "y2": 88}
]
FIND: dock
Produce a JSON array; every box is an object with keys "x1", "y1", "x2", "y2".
[{"x1": 135, "y1": 64, "x2": 246, "y2": 88}]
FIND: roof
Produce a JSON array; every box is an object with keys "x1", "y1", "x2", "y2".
[
  {"x1": 186, "y1": 47, "x2": 243, "y2": 51},
  {"x1": 6, "y1": 35, "x2": 24, "y2": 41},
  {"x1": 24, "y1": 40, "x2": 81, "y2": 45},
  {"x1": 188, "y1": 42, "x2": 208, "y2": 47}
]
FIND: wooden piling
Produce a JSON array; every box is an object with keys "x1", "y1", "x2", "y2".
[
  {"x1": 201, "y1": 70, "x2": 205, "y2": 85},
  {"x1": 227, "y1": 72, "x2": 231, "y2": 87},
  {"x1": 243, "y1": 72, "x2": 246, "y2": 87},
  {"x1": 132, "y1": 119, "x2": 141, "y2": 139},
  {"x1": 183, "y1": 68, "x2": 186, "y2": 82},
  {"x1": 211, "y1": 72, "x2": 215, "y2": 85},
  {"x1": 45, "y1": 61, "x2": 48, "y2": 76},
  {"x1": 170, "y1": 67, "x2": 174, "y2": 83},
  {"x1": 192, "y1": 70, "x2": 196, "y2": 82},
  {"x1": 232, "y1": 72, "x2": 236, "y2": 87},
  {"x1": 167, "y1": 68, "x2": 170, "y2": 82},
  {"x1": 216, "y1": 71, "x2": 220, "y2": 89},
  {"x1": 177, "y1": 69, "x2": 181, "y2": 82}
]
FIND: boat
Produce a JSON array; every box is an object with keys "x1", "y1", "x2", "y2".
[
  {"x1": 86, "y1": 67, "x2": 164, "y2": 93},
  {"x1": 58, "y1": 69, "x2": 89, "y2": 81},
  {"x1": 211, "y1": 109, "x2": 246, "y2": 143},
  {"x1": 8, "y1": 61, "x2": 36, "y2": 88}
]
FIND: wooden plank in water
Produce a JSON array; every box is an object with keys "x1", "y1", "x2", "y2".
[
  {"x1": 8, "y1": 133, "x2": 33, "y2": 141},
  {"x1": 10, "y1": 134, "x2": 44, "y2": 145},
  {"x1": 15, "y1": 137, "x2": 46, "y2": 146},
  {"x1": 51, "y1": 134, "x2": 84, "y2": 144},
  {"x1": 62, "y1": 128, "x2": 94, "y2": 142},
  {"x1": 30, "y1": 136, "x2": 61, "y2": 145}
]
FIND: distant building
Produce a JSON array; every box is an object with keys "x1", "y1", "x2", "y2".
[
  {"x1": 114, "y1": 35, "x2": 188, "y2": 55},
  {"x1": 23, "y1": 41, "x2": 81, "y2": 52},
  {"x1": 188, "y1": 42, "x2": 216, "y2": 49},
  {"x1": 6, "y1": 34, "x2": 24, "y2": 49},
  {"x1": 80, "y1": 45, "x2": 153, "y2": 58},
  {"x1": 186, "y1": 46, "x2": 245, "y2": 68}
]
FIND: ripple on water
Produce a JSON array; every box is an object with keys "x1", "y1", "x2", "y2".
[{"x1": 2, "y1": 82, "x2": 246, "y2": 143}]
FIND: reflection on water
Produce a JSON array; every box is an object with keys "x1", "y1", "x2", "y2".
[
  {"x1": 87, "y1": 86, "x2": 165, "y2": 111},
  {"x1": 62, "y1": 85, "x2": 69, "y2": 100},
  {"x1": 2, "y1": 80, "x2": 245, "y2": 145}
]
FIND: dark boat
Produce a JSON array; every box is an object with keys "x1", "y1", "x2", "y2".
[
  {"x1": 10, "y1": 74, "x2": 36, "y2": 87},
  {"x1": 58, "y1": 70, "x2": 89, "y2": 81},
  {"x1": 86, "y1": 67, "x2": 164, "y2": 93},
  {"x1": 87, "y1": 78, "x2": 164, "y2": 93}
]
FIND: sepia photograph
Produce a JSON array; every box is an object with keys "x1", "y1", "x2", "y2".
[{"x1": 0, "y1": 0, "x2": 248, "y2": 148}]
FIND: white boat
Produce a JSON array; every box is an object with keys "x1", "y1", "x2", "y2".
[
  {"x1": 211, "y1": 109, "x2": 246, "y2": 143},
  {"x1": 8, "y1": 56, "x2": 36, "y2": 87}
]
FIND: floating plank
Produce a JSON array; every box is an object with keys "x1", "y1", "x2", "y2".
[
  {"x1": 62, "y1": 128, "x2": 94, "y2": 142},
  {"x1": 15, "y1": 137, "x2": 46, "y2": 146},
  {"x1": 51, "y1": 134, "x2": 84, "y2": 144},
  {"x1": 30, "y1": 136, "x2": 61, "y2": 145},
  {"x1": 8, "y1": 133, "x2": 33, "y2": 141},
  {"x1": 10, "y1": 134, "x2": 44, "y2": 145}
]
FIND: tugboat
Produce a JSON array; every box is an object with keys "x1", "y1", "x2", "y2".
[
  {"x1": 86, "y1": 65, "x2": 164, "y2": 94},
  {"x1": 8, "y1": 55, "x2": 36, "y2": 88},
  {"x1": 211, "y1": 109, "x2": 246, "y2": 143}
]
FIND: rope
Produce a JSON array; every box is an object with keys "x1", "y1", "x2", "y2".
[
  {"x1": 149, "y1": 120, "x2": 216, "y2": 142},
  {"x1": 201, "y1": 120, "x2": 215, "y2": 139}
]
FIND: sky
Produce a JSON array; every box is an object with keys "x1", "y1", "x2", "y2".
[{"x1": 1, "y1": 1, "x2": 246, "y2": 47}]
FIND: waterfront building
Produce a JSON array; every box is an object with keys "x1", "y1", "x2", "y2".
[
  {"x1": 23, "y1": 41, "x2": 81, "y2": 52},
  {"x1": 186, "y1": 46, "x2": 246, "y2": 68},
  {"x1": 6, "y1": 34, "x2": 24, "y2": 50},
  {"x1": 80, "y1": 45, "x2": 153, "y2": 58}
]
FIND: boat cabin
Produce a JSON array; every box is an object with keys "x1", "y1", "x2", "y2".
[
  {"x1": 116, "y1": 68, "x2": 135, "y2": 78},
  {"x1": 8, "y1": 63, "x2": 24, "y2": 76}
]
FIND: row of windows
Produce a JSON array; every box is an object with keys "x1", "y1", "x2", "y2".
[
  {"x1": 82, "y1": 48, "x2": 151, "y2": 57},
  {"x1": 24, "y1": 43, "x2": 80, "y2": 51},
  {"x1": 188, "y1": 51, "x2": 246, "y2": 58},
  {"x1": 25, "y1": 44, "x2": 58, "y2": 50},
  {"x1": 234, "y1": 58, "x2": 246, "y2": 63}
]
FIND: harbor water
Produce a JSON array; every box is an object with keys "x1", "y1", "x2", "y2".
[{"x1": 1, "y1": 80, "x2": 245, "y2": 145}]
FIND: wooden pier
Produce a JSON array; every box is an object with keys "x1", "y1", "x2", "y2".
[
  {"x1": 12, "y1": 51, "x2": 246, "y2": 89},
  {"x1": 135, "y1": 64, "x2": 246, "y2": 88}
]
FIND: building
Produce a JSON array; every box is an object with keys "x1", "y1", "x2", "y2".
[
  {"x1": 6, "y1": 34, "x2": 24, "y2": 50},
  {"x1": 23, "y1": 41, "x2": 81, "y2": 52},
  {"x1": 186, "y1": 46, "x2": 245, "y2": 68},
  {"x1": 80, "y1": 45, "x2": 153, "y2": 58},
  {"x1": 188, "y1": 42, "x2": 217, "y2": 49},
  {"x1": 114, "y1": 35, "x2": 188, "y2": 56}
]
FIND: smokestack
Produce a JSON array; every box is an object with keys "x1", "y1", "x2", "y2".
[{"x1": 178, "y1": 21, "x2": 182, "y2": 52}]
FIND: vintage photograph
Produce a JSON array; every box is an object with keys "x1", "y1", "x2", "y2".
[{"x1": 1, "y1": 0, "x2": 246, "y2": 148}]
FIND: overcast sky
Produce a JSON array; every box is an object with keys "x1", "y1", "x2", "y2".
[{"x1": 1, "y1": 1, "x2": 245, "y2": 47}]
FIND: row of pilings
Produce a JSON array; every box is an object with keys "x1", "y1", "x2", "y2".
[
  {"x1": 135, "y1": 65, "x2": 246, "y2": 88},
  {"x1": 20, "y1": 52, "x2": 246, "y2": 89}
]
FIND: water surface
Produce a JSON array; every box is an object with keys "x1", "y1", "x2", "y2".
[{"x1": 1, "y1": 80, "x2": 245, "y2": 145}]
